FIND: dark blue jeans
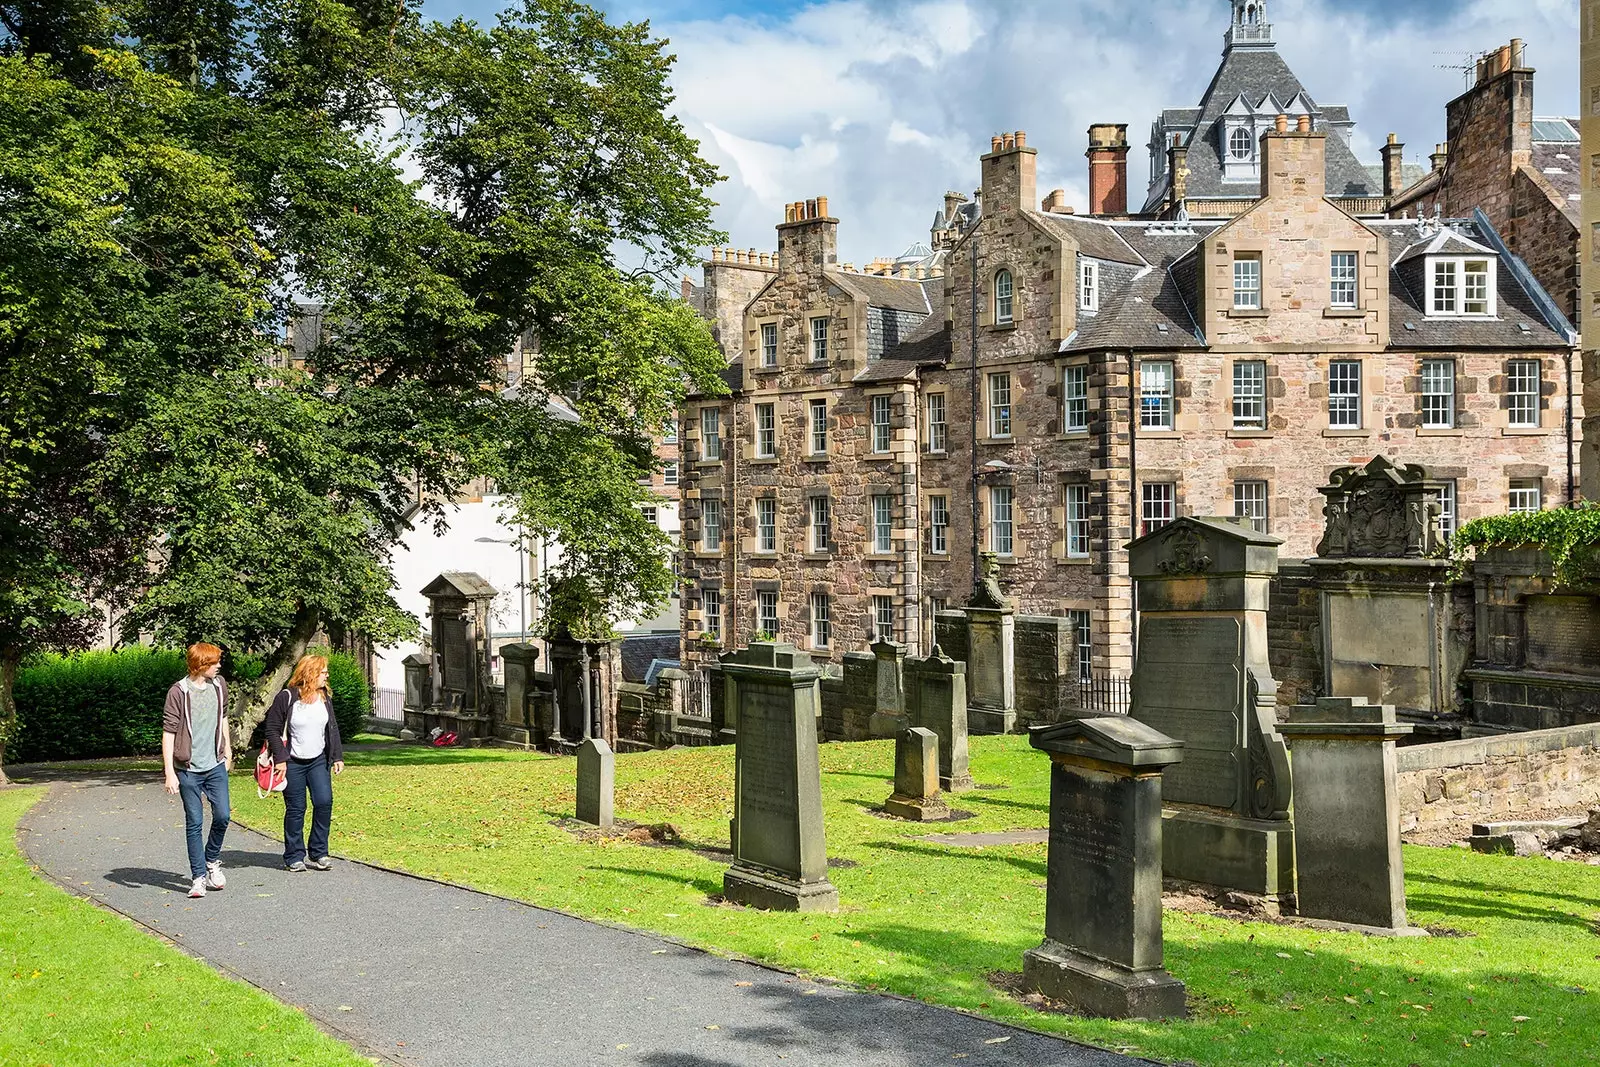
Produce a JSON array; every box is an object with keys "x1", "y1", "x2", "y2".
[
  {"x1": 177, "y1": 763, "x2": 231, "y2": 880},
  {"x1": 283, "y1": 754, "x2": 333, "y2": 865}
]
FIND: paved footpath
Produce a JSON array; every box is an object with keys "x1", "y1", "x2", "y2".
[{"x1": 18, "y1": 771, "x2": 1150, "y2": 1067}]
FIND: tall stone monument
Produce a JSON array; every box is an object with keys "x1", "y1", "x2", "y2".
[
  {"x1": 576, "y1": 737, "x2": 615, "y2": 830},
  {"x1": 966, "y1": 552, "x2": 1017, "y2": 735},
  {"x1": 867, "y1": 640, "x2": 909, "y2": 738},
  {"x1": 1127, "y1": 517, "x2": 1295, "y2": 901},
  {"x1": 883, "y1": 727, "x2": 949, "y2": 821},
  {"x1": 1022, "y1": 716, "x2": 1187, "y2": 1020},
  {"x1": 1279, "y1": 697, "x2": 1424, "y2": 934},
  {"x1": 417, "y1": 572, "x2": 497, "y2": 743},
  {"x1": 905, "y1": 647, "x2": 974, "y2": 792},
  {"x1": 722, "y1": 642, "x2": 839, "y2": 912},
  {"x1": 499, "y1": 642, "x2": 542, "y2": 748}
]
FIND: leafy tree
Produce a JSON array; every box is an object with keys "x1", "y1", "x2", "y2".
[{"x1": 0, "y1": 0, "x2": 725, "y2": 780}]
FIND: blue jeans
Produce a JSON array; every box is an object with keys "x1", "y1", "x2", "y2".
[
  {"x1": 177, "y1": 764, "x2": 231, "y2": 880},
  {"x1": 283, "y1": 755, "x2": 333, "y2": 865}
]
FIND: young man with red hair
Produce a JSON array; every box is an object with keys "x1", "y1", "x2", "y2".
[{"x1": 162, "y1": 643, "x2": 232, "y2": 898}]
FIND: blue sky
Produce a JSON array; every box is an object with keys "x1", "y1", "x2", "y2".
[{"x1": 415, "y1": 0, "x2": 1581, "y2": 266}]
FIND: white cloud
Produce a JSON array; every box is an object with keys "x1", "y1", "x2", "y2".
[{"x1": 651, "y1": 0, "x2": 1580, "y2": 267}]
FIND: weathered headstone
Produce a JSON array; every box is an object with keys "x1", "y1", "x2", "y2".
[
  {"x1": 966, "y1": 552, "x2": 1017, "y2": 735},
  {"x1": 418, "y1": 573, "x2": 497, "y2": 743},
  {"x1": 722, "y1": 642, "x2": 839, "y2": 912},
  {"x1": 905, "y1": 647, "x2": 974, "y2": 792},
  {"x1": 883, "y1": 728, "x2": 949, "y2": 821},
  {"x1": 576, "y1": 737, "x2": 614, "y2": 830},
  {"x1": 867, "y1": 640, "x2": 909, "y2": 738},
  {"x1": 1278, "y1": 697, "x2": 1425, "y2": 934},
  {"x1": 499, "y1": 642, "x2": 541, "y2": 747},
  {"x1": 1126, "y1": 517, "x2": 1294, "y2": 900},
  {"x1": 1022, "y1": 717, "x2": 1187, "y2": 1020}
]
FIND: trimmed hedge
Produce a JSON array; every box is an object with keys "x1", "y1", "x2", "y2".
[
  {"x1": 12, "y1": 647, "x2": 187, "y2": 763},
  {"x1": 11, "y1": 646, "x2": 372, "y2": 764}
]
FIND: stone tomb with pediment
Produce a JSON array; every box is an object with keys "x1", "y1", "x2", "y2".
[{"x1": 1126, "y1": 517, "x2": 1295, "y2": 902}]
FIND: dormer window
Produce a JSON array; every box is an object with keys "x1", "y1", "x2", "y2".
[
  {"x1": 1079, "y1": 260, "x2": 1099, "y2": 312},
  {"x1": 1229, "y1": 127, "x2": 1253, "y2": 161},
  {"x1": 1430, "y1": 257, "x2": 1495, "y2": 317},
  {"x1": 994, "y1": 269, "x2": 1014, "y2": 324}
]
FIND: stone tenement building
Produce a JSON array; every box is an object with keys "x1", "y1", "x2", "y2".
[
  {"x1": 1583, "y1": 1, "x2": 1600, "y2": 497},
  {"x1": 676, "y1": 1, "x2": 1582, "y2": 687}
]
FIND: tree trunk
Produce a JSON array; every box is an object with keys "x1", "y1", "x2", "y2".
[
  {"x1": 0, "y1": 646, "x2": 19, "y2": 787},
  {"x1": 231, "y1": 606, "x2": 321, "y2": 748}
]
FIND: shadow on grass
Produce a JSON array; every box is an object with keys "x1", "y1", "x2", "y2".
[
  {"x1": 825, "y1": 770, "x2": 893, "y2": 782},
  {"x1": 869, "y1": 839, "x2": 1047, "y2": 879},
  {"x1": 958, "y1": 793, "x2": 1048, "y2": 815},
  {"x1": 582, "y1": 864, "x2": 723, "y2": 896},
  {"x1": 1408, "y1": 869, "x2": 1600, "y2": 910},
  {"x1": 1405, "y1": 891, "x2": 1599, "y2": 932},
  {"x1": 344, "y1": 747, "x2": 549, "y2": 768}
]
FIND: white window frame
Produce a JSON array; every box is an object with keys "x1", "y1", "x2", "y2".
[
  {"x1": 701, "y1": 588, "x2": 721, "y2": 640},
  {"x1": 1141, "y1": 482, "x2": 1175, "y2": 535},
  {"x1": 1080, "y1": 260, "x2": 1099, "y2": 312},
  {"x1": 1063, "y1": 364, "x2": 1089, "y2": 433},
  {"x1": 663, "y1": 461, "x2": 678, "y2": 486},
  {"x1": 1140, "y1": 361, "x2": 1174, "y2": 431},
  {"x1": 757, "y1": 590, "x2": 780, "y2": 637},
  {"x1": 1233, "y1": 255, "x2": 1262, "y2": 310},
  {"x1": 701, "y1": 498, "x2": 722, "y2": 551},
  {"x1": 1328, "y1": 360, "x2": 1362, "y2": 429},
  {"x1": 987, "y1": 372, "x2": 1013, "y2": 438},
  {"x1": 1436, "y1": 479, "x2": 1457, "y2": 543},
  {"x1": 1509, "y1": 479, "x2": 1542, "y2": 513},
  {"x1": 1232, "y1": 360, "x2": 1265, "y2": 430},
  {"x1": 872, "y1": 494, "x2": 894, "y2": 554},
  {"x1": 926, "y1": 392, "x2": 948, "y2": 453},
  {"x1": 700, "y1": 407, "x2": 722, "y2": 461},
  {"x1": 810, "y1": 316, "x2": 829, "y2": 362},
  {"x1": 808, "y1": 398, "x2": 828, "y2": 455},
  {"x1": 640, "y1": 505, "x2": 658, "y2": 525},
  {"x1": 1233, "y1": 480, "x2": 1268, "y2": 533},
  {"x1": 1067, "y1": 609, "x2": 1092, "y2": 685},
  {"x1": 760, "y1": 322, "x2": 778, "y2": 368},
  {"x1": 663, "y1": 418, "x2": 678, "y2": 444},
  {"x1": 1065, "y1": 484, "x2": 1090, "y2": 559},
  {"x1": 755, "y1": 402, "x2": 776, "y2": 458},
  {"x1": 1330, "y1": 252, "x2": 1358, "y2": 309},
  {"x1": 1421, "y1": 359, "x2": 1456, "y2": 429},
  {"x1": 990, "y1": 485, "x2": 1014, "y2": 556},
  {"x1": 810, "y1": 592, "x2": 831, "y2": 649},
  {"x1": 929, "y1": 494, "x2": 949, "y2": 555},
  {"x1": 756, "y1": 497, "x2": 777, "y2": 553},
  {"x1": 872, "y1": 595, "x2": 895, "y2": 644},
  {"x1": 871, "y1": 394, "x2": 893, "y2": 453},
  {"x1": 1229, "y1": 126, "x2": 1254, "y2": 161},
  {"x1": 1430, "y1": 257, "x2": 1496, "y2": 317},
  {"x1": 1507, "y1": 359, "x2": 1542, "y2": 427},
  {"x1": 994, "y1": 269, "x2": 1014, "y2": 325},
  {"x1": 809, "y1": 496, "x2": 831, "y2": 553}
]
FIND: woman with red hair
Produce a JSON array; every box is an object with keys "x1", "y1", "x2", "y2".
[
  {"x1": 162, "y1": 642, "x2": 232, "y2": 898},
  {"x1": 264, "y1": 654, "x2": 345, "y2": 872}
]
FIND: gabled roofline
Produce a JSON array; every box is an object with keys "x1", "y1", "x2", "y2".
[{"x1": 1469, "y1": 207, "x2": 1578, "y2": 344}]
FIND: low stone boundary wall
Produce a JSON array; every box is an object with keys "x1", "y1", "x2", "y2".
[{"x1": 1396, "y1": 723, "x2": 1600, "y2": 833}]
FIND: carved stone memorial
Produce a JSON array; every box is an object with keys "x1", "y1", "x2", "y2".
[
  {"x1": 1022, "y1": 716, "x2": 1187, "y2": 1020},
  {"x1": 905, "y1": 646, "x2": 974, "y2": 792},
  {"x1": 416, "y1": 573, "x2": 497, "y2": 743},
  {"x1": 1127, "y1": 517, "x2": 1295, "y2": 900},
  {"x1": 722, "y1": 642, "x2": 839, "y2": 912},
  {"x1": 498, "y1": 642, "x2": 542, "y2": 748},
  {"x1": 576, "y1": 737, "x2": 615, "y2": 830},
  {"x1": 1279, "y1": 698, "x2": 1425, "y2": 934},
  {"x1": 868, "y1": 639, "x2": 909, "y2": 738},
  {"x1": 883, "y1": 727, "x2": 949, "y2": 821},
  {"x1": 966, "y1": 552, "x2": 1017, "y2": 735}
]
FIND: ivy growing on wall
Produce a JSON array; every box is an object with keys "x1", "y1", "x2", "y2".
[{"x1": 1451, "y1": 504, "x2": 1600, "y2": 590}]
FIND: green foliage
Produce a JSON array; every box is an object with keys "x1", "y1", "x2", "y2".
[
  {"x1": 1451, "y1": 504, "x2": 1600, "y2": 589},
  {"x1": 311, "y1": 646, "x2": 371, "y2": 742},
  {"x1": 12, "y1": 647, "x2": 186, "y2": 762}
]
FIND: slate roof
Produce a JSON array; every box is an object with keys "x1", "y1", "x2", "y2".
[
  {"x1": 1142, "y1": 44, "x2": 1377, "y2": 211},
  {"x1": 829, "y1": 270, "x2": 933, "y2": 314},
  {"x1": 620, "y1": 632, "x2": 680, "y2": 684},
  {"x1": 1065, "y1": 260, "x2": 1206, "y2": 352},
  {"x1": 861, "y1": 318, "x2": 950, "y2": 381},
  {"x1": 1530, "y1": 144, "x2": 1581, "y2": 221},
  {"x1": 1027, "y1": 213, "x2": 1143, "y2": 264}
]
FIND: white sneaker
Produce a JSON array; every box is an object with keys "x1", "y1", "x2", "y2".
[
  {"x1": 188, "y1": 877, "x2": 207, "y2": 899},
  {"x1": 205, "y1": 861, "x2": 226, "y2": 890}
]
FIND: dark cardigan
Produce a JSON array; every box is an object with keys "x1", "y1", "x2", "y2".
[{"x1": 263, "y1": 686, "x2": 344, "y2": 765}]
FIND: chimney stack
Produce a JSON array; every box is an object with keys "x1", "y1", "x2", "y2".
[
  {"x1": 1086, "y1": 123, "x2": 1130, "y2": 216},
  {"x1": 980, "y1": 130, "x2": 1037, "y2": 218},
  {"x1": 1430, "y1": 142, "x2": 1449, "y2": 174},
  {"x1": 1166, "y1": 133, "x2": 1189, "y2": 207},
  {"x1": 1260, "y1": 111, "x2": 1327, "y2": 200},
  {"x1": 1041, "y1": 189, "x2": 1074, "y2": 214},
  {"x1": 777, "y1": 195, "x2": 839, "y2": 273},
  {"x1": 1380, "y1": 133, "x2": 1405, "y2": 197}
]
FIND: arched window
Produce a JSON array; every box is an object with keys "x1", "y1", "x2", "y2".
[
  {"x1": 1229, "y1": 127, "x2": 1254, "y2": 161},
  {"x1": 994, "y1": 269, "x2": 1014, "y2": 324},
  {"x1": 1246, "y1": 5, "x2": 1258, "y2": 26}
]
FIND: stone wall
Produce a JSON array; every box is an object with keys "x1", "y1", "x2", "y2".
[
  {"x1": 1512, "y1": 167, "x2": 1580, "y2": 325},
  {"x1": 1396, "y1": 723, "x2": 1600, "y2": 834},
  {"x1": 1014, "y1": 615, "x2": 1075, "y2": 727},
  {"x1": 614, "y1": 669, "x2": 713, "y2": 752},
  {"x1": 1267, "y1": 562, "x2": 1321, "y2": 711}
]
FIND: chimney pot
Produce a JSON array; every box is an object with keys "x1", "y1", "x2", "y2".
[
  {"x1": 1386, "y1": 132, "x2": 1398, "y2": 145},
  {"x1": 991, "y1": 135, "x2": 1003, "y2": 152},
  {"x1": 1275, "y1": 114, "x2": 1289, "y2": 133},
  {"x1": 1296, "y1": 114, "x2": 1311, "y2": 133},
  {"x1": 1014, "y1": 130, "x2": 1026, "y2": 148},
  {"x1": 817, "y1": 195, "x2": 828, "y2": 217}
]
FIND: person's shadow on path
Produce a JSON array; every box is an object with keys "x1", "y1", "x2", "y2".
[{"x1": 104, "y1": 848, "x2": 289, "y2": 893}]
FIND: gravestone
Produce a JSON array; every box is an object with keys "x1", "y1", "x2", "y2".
[
  {"x1": 722, "y1": 642, "x2": 839, "y2": 912},
  {"x1": 966, "y1": 552, "x2": 1017, "y2": 735},
  {"x1": 868, "y1": 640, "x2": 909, "y2": 738},
  {"x1": 1127, "y1": 517, "x2": 1295, "y2": 900},
  {"x1": 905, "y1": 647, "x2": 974, "y2": 792},
  {"x1": 883, "y1": 727, "x2": 949, "y2": 821},
  {"x1": 418, "y1": 573, "x2": 497, "y2": 743},
  {"x1": 1279, "y1": 698, "x2": 1425, "y2": 934},
  {"x1": 498, "y1": 643, "x2": 541, "y2": 747},
  {"x1": 401, "y1": 652, "x2": 433, "y2": 738},
  {"x1": 1022, "y1": 717, "x2": 1187, "y2": 1020},
  {"x1": 575, "y1": 737, "x2": 615, "y2": 830}
]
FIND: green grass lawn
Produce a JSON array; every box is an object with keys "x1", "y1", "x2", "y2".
[
  {"x1": 282, "y1": 737, "x2": 1600, "y2": 1067},
  {"x1": 0, "y1": 786, "x2": 371, "y2": 1067}
]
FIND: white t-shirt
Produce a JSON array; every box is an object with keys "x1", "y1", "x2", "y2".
[{"x1": 288, "y1": 697, "x2": 329, "y2": 760}]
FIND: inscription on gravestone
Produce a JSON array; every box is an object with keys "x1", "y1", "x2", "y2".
[{"x1": 735, "y1": 685, "x2": 802, "y2": 875}]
